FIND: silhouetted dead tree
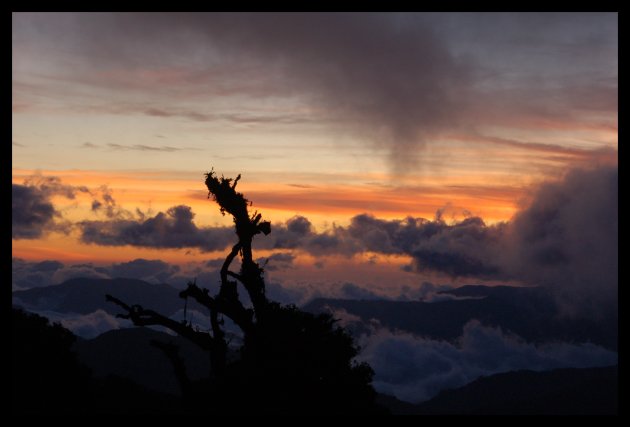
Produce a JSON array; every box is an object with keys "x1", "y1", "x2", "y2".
[
  {"x1": 106, "y1": 170, "x2": 378, "y2": 414},
  {"x1": 107, "y1": 170, "x2": 269, "y2": 376}
]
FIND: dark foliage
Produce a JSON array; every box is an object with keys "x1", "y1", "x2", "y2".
[
  {"x1": 12, "y1": 308, "x2": 186, "y2": 415},
  {"x1": 12, "y1": 308, "x2": 91, "y2": 413}
]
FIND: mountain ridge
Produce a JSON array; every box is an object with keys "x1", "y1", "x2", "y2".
[
  {"x1": 12, "y1": 277, "x2": 207, "y2": 316},
  {"x1": 13, "y1": 278, "x2": 618, "y2": 350}
]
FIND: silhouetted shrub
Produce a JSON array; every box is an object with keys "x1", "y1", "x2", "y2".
[{"x1": 12, "y1": 308, "x2": 91, "y2": 413}]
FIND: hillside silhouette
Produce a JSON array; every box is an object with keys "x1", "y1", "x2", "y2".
[
  {"x1": 12, "y1": 308, "x2": 189, "y2": 415},
  {"x1": 382, "y1": 365, "x2": 617, "y2": 415}
]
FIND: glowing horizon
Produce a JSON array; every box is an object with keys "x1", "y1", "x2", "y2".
[{"x1": 12, "y1": 12, "x2": 617, "y2": 292}]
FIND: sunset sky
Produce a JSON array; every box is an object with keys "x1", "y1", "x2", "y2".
[{"x1": 12, "y1": 13, "x2": 617, "y2": 301}]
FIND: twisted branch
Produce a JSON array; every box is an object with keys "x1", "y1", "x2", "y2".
[{"x1": 106, "y1": 294, "x2": 214, "y2": 351}]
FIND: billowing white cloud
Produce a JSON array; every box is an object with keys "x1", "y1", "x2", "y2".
[{"x1": 356, "y1": 320, "x2": 618, "y2": 403}]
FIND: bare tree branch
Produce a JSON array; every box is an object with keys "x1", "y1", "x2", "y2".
[
  {"x1": 106, "y1": 294, "x2": 215, "y2": 351},
  {"x1": 179, "y1": 283, "x2": 254, "y2": 336}
]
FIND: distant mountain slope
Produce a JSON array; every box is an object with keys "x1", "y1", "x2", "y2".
[
  {"x1": 74, "y1": 327, "x2": 211, "y2": 395},
  {"x1": 304, "y1": 285, "x2": 617, "y2": 350},
  {"x1": 410, "y1": 365, "x2": 618, "y2": 415},
  {"x1": 14, "y1": 281, "x2": 618, "y2": 350},
  {"x1": 12, "y1": 277, "x2": 206, "y2": 316}
]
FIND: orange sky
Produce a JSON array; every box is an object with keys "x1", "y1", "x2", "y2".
[{"x1": 12, "y1": 13, "x2": 617, "y2": 289}]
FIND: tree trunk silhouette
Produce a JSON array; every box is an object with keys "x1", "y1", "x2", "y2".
[
  {"x1": 106, "y1": 169, "x2": 378, "y2": 414},
  {"x1": 107, "y1": 170, "x2": 271, "y2": 381}
]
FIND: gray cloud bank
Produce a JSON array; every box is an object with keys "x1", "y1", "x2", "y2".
[
  {"x1": 12, "y1": 174, "x2": 130, "y2": 239},
  {"x1": 80, "y1": 205, "x2": 235, "y2": 252},
  {"x1": 14, "y1": 164, "x2": 615, "y2": 319},
  {"x1": 12, "y1": 174, "x2": 89, "y2": 238},
  {"x1": 74, "y1": 164, "x2": 617, "y2": 317}
]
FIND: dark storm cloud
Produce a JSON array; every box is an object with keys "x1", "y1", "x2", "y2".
[
  {"x1": 22, "y1": 174, "x2": 89, "y2": 198},
  {"x1": 161, "y1": 13, "x2": 474, "y2": 169},
  {"x1": 345, "y1": 166, "x2": 619, "y2": 317},
  {"x1": 286, "y1": 215, "x2": 313, "y2": 235},
  {"x1": 375, "y1": 216, "x2": 504, "y2": 278},
  {"x1": 257, "y1": 217, "x2": 361, "y2": 256},
  {"x1": 79, "y1": 205, "x2": 235, "y2": 252},
  {"x1": 506, "y1": 165, "x2": 618, "y2": 317},
  {"x1": 337, "y1": 213, "x2": 506, "y2": 279},
  {"x1": 12, "y1": 174, "x2": 91, "y2": 239},
  {"x1": 262, "y1": 165, "x2": 616, "y2": 317},
  {"x1": 77, "y1": 208, "x2": 331, "y2": 255},
  {"x1": 346, "y1": 165, "x2": 618, "y2": 317},
  {"x1": 12, "y1": 174, "x2": 133, "y2": 239},
  {"x1": 253, "y1": 215, "x2": 312, "y2": 250},
  {"x1": 12, "y1": 184, "x2": 58, "y2": 239}
]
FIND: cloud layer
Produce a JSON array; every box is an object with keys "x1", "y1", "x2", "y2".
[
  {"x1": 357, "y1": 320, "x2": 618, "y2": 403},
  {"x1": 12, "y1": 174, "x2": 133, "y2": 239},
  {"x1": 12, "y1": 184, "x2": 59, "y2": 239},
  {"x1": 55, "y1": 164, "x2": 612, "y2": 317},
  {"x1": 11, "y1": 174, "x2": 88, "y2": 238},
  {"x1": 13, "y1": 163, "x2": 617, "y2": 320},
  {"x1": 80, "y1": 205, "x2": 235, "y2": 251},
  {"x1": 507, "y1": 166, "x2": 618, "y2": 317}
]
